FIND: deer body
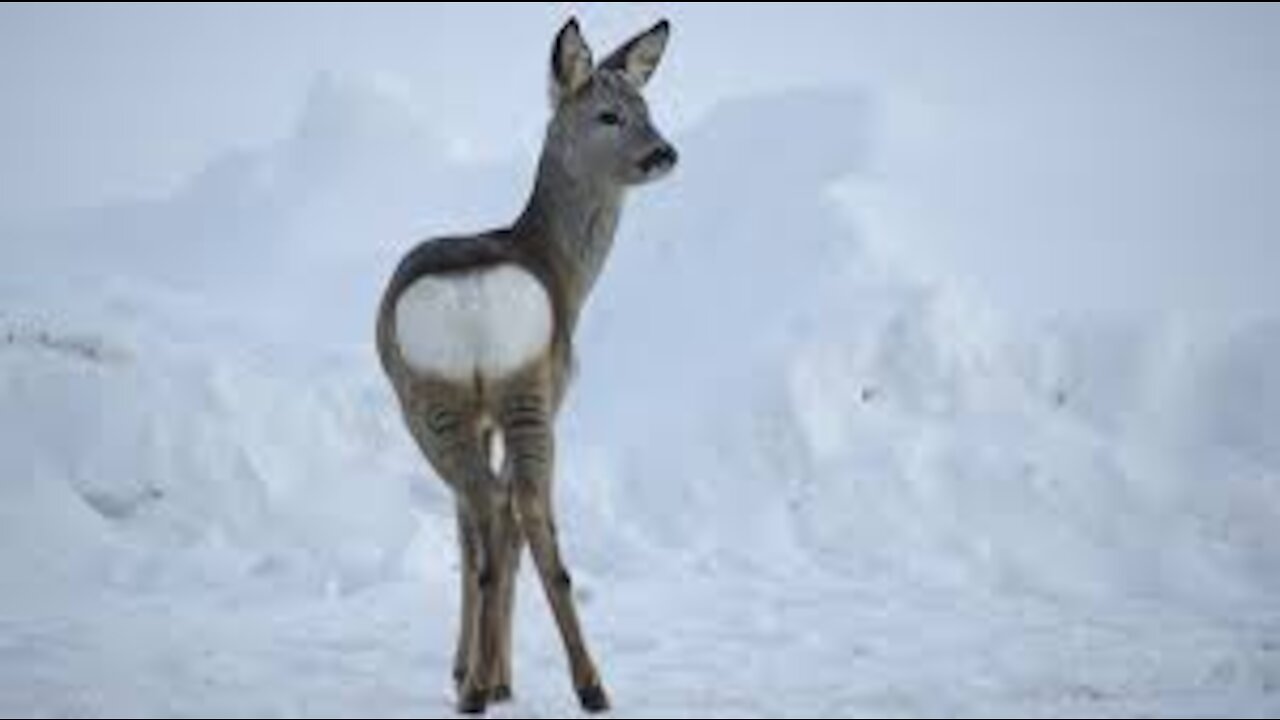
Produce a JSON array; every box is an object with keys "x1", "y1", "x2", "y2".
[
  {"x1": 394, "y1": 264, "x2": 554, "y2": 383},
  {"x1": 375, "y1": 19, "x2": 676, "y2": 715}
]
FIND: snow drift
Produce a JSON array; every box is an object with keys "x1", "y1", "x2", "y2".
[{"x1": 2, "y1": 73, "x2": 1279, "y2": 717}]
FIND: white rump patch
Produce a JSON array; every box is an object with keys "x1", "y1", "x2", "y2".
[{"x1": 394, "y1": 264, "x2": 554, "y2": 382}]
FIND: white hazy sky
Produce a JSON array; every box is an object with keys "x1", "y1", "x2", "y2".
[{"x1": 2, "y1": 3, "x2": 1279, "y2": 319}]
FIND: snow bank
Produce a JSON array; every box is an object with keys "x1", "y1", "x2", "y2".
[
  {"x1": 0, "y1": 290, "x2": 430, "y2": 600},
  {"x1": 1, "y1": 74, "x2": 1277, "y2": 622}
]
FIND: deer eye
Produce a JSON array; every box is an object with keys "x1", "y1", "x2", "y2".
[{"x1": 597, "y1": 110, "x2": 624, "y2": 127}]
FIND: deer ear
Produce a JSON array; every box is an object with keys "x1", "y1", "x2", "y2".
[
  {"x1": 601, "y1": 20, "x2": 670, "y2": 89},
  {"x1": 550, "y1": 18, "x2": 594, "y2": 106}
]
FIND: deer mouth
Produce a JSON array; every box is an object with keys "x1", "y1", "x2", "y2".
[{"x1": 637, "y1": 145, "x2": 679, "y2": 179}]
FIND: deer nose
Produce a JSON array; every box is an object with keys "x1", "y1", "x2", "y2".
[{"x1": 639, "y1": 144, "x2": 679, "y2": 175}]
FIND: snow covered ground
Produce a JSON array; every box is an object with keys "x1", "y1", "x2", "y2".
[{"x1": 4, "y1": 17, "x2": 1280, "y2": 719}]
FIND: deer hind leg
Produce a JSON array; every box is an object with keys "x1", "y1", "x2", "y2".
[
  {"x1": 486, "y1": 498, "x2": 522, "y2": 704},
  {"x1": 453, "y1": 459, "x2": 515, "y2": 716},
  {"x1": 482, "y1": 428, "x2": 522, "y2": 705},
  {"x1": 407, "y1": 397, "x2": 508, "y2": 716},
  {"x1": 453, "y1": 507, "x2": 479, "y2": 693},
  {"x1": 501, "y1": 389, "x2": 610, "y2": 713}
]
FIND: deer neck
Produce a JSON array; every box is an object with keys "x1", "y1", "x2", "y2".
[{"x1": 514, "y1": 152, "x2": 624, "y2": 333}]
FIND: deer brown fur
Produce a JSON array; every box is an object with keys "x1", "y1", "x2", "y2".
[{"x1": 375, "y1": 18, "x2": 677, "y2": 715}]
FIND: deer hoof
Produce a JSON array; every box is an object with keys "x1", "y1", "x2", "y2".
[
  {"x1": 489, "y1": 685, "x2": 513, "y2": 704},
  {"x1": 457, "y1": 687, "x2": 489, "y2": 716},
  {"x1": 577, "y1": 684, "x2": 611, "y2": 714}
]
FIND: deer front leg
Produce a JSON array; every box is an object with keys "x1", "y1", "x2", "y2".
[{"x1": 502, "y1": 393, "x2": 609, "y2": 713}]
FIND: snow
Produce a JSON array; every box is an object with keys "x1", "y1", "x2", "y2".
[{"x1": 2, "y1": 66, "x2": 1280, "y2": 718}]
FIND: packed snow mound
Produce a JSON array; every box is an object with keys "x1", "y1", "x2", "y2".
[
  {"x1": 1, "y1": 74, "x2": 1277, "y2": 616},
  {"x1": 0, "y1": 289, "x2": 433, "y2": 598},
  {"x1": 780, "y1": 312, "x2": 1280, "y2": 605}
]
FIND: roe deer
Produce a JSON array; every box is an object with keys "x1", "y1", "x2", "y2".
[{"x1": 376, "y1": 18, "x2": 677, "y2": 715}]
